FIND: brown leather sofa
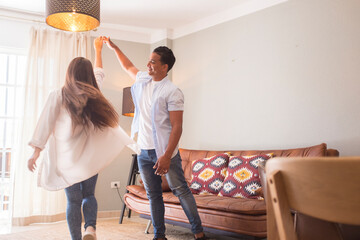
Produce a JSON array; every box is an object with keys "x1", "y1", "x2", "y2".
[{"x1": 124, "y1": 143, "x2": 338, "y2": 239}]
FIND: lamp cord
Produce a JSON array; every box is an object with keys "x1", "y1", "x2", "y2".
[{"x1": 115, "y1": 186, "x2": 125, "y2": 205}]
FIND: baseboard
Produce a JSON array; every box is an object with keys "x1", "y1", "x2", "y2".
[
  {"x1": 98, "y1": 210, "x2": 139, "y2": 219},
  {"x1": 12, "y1": 210, "x2": 138, "y2": 227},
  {"x1": 97, "y1": 210, "x2": 121, "y2": 219},
  {"x1": 12, "y1": 213, "x2": 66, "y2": 226}
]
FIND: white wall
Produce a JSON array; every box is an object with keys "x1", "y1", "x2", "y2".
[{"x1": 173, "y1": 0, "x2": 360, "y2": 156}]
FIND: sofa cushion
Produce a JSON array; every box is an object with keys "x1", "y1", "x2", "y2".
[
  {"x1": 189, "y1": 153, "x2": 230, "y2": 195},
  {"x1": 126, "y1": 184, "x2": 266, "y2": 214},
  {"x1": 180, "y1": 143, "x2": 328, "y2": 184},
  {"x1": 219, "y1": 154, "x2": 272, "y2": 199},
  {"x1": 127, "y1": 185, "x2": 148, "y2": 199},
  {"x1": 193, "y1": 194, "x2": 266, "y2": 214}
]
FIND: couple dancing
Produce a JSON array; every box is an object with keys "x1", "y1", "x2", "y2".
[{"x1": 27, "y1": 36, "x2": 206, "y2": 240}]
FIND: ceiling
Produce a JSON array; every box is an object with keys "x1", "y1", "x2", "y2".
[{"x1": 0, "y1": 0, "x2": 286, "y2": 42}]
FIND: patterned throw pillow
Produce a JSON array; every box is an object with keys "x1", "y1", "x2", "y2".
[
  {"x1": 218, "y1": 154, "x2": 272, "y2": 199},
  {"x1": 190, "y1": 153, "x2": 231, "y2": 195}
]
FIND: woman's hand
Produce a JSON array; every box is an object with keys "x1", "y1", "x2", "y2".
[
  {"x1": 28, "y1": 147, "x2": 41, "y2": 172},
  {"x1": 94, "y1": 36, "x2": 105, "y2": 52}
]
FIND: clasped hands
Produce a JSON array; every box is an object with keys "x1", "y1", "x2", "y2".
[{"x1": 94, "y1": 36, "x2": 116, "y2": 50}]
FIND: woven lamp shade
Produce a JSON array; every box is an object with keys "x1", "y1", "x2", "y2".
[
  {"x1": 46, "y1": 0, "x2": 100, "y2": 32},
  {"x1": 122, "y1": 87, "x2": 135, "y2": 117}
]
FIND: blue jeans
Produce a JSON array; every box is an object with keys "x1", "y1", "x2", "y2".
[
  {"x1": 64, "y1": 174, "x2": 98, "y2": 240},
  {"x1": 138, "y1": 149, "x2": 203, "y2": 239}
]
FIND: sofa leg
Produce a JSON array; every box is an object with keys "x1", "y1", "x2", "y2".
[{"x1": 145, "y1": 220, "x2": 152, "y2": 234}]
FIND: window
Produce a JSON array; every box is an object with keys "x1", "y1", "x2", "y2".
[{"x1": 0, "y1": 49, "x2": 26, "y2": 233}]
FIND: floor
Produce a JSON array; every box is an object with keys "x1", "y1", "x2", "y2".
[{"x1": 0, "y1": 213, "x2": 250, "y2": 240}]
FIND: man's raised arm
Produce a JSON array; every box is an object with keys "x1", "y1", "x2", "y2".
[{"x1": 103, "y1": 37, "x2": 139, "y2": 80}]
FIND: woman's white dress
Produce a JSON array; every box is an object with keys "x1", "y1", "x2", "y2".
[{"x1": 29, "y1": 68, "x2": 138, "y2": 191}]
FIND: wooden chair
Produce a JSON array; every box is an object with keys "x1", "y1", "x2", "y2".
[{"x1": 265, "y1": 157, "x2": 360, "y2": 240}]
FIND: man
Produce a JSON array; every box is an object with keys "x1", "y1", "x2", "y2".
[{"x1": 103, "y1": 37, "x2": 206, "y2": 240}]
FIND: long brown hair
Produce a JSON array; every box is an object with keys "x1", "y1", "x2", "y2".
[{"x1": 62, "y1": 57, "x2": 119, "y2": 130}]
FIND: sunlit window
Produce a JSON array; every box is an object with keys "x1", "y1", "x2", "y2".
[{"x1": 0, "y1": 50, "x2": 26, "y2": 232}]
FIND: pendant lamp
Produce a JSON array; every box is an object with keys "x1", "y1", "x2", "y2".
[{"x1": 46, "y1": 0, "x2": 100, "y2": 32}]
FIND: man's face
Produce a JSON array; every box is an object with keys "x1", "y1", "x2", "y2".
[{"x1": 147, "y1": 52, "x2": 167, "y2": 77}]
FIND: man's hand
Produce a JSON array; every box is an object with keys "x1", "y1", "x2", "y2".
[
  {"x1": 103, "y1": 37, "x2": 117, "y2": 50},
  {"x1": 101, "y1": 36, "x2": 138, "y2": 79},
  {"x1": 28, "y1": 147, "x2": 41, "y2": 172},
  {"x1": 154, "y1": 154, "x2": 171, "y2": 176}
]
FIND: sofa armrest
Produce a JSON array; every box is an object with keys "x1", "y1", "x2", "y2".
[{"x1": 258, "y1": 163, "x2": 267, "y2": 200}]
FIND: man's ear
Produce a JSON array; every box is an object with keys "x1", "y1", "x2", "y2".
[{"x1": 162, "y1": 63, "x2": 169, "y2": 72}]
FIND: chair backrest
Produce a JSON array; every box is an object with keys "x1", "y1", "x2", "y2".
[{"x1": 265, "y1": 157, "x2": 360, "y2": 240}]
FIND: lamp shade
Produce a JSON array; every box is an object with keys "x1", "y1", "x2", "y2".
[
  {"x1": 122, "y1": 87, "x2": 134, "y2": 117},
  {"x1": 46, "y1": 0, "x2": 100, "y2": 32}
]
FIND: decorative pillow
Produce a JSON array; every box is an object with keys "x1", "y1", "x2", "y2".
[
  {"x1": 218, "y1": 154, "x2": 273, "y2": 199},
  {"x1": 190, "y1": 153, "x2": 231, "y2": 195}
]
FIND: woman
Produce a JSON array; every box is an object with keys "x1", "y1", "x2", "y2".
[{"x1": 27, "y1": 37, "x2": 137, "y2": 240}]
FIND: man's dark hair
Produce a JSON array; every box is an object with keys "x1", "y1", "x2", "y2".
[{"x1": 153, "y1": 46, "x2": 176, "y2": 72}]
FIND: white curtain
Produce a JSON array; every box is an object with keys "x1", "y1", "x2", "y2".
[{"x1": 12, "y1": 27, "x2": 91, "y2": 226}]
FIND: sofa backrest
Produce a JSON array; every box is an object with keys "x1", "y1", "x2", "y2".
[{"x1": 177, "y1": 143, "x2": 338, "y2": 187}]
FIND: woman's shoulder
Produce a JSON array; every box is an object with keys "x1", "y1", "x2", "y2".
[
  {"x1": 49, "y1": 89, "x2": 62, "y2": 98},
  {"x1": 46, "y1": 89, "x2": 63, "y2": 106}
]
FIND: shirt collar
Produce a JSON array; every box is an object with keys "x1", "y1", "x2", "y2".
[{"x1": 150, "y1": 75, "x2": 169, "y2": 86}]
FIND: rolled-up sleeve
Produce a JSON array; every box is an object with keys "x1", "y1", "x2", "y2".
[
  {"x1": 28, "y1": 90, "x2": 62, "y2": 150},
  {"x1": 94, "y1": 67, "x2": 105, "y2": 88},
  {"x1": 168, "y1": 88, "x2": 184, "y2": 111}
]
